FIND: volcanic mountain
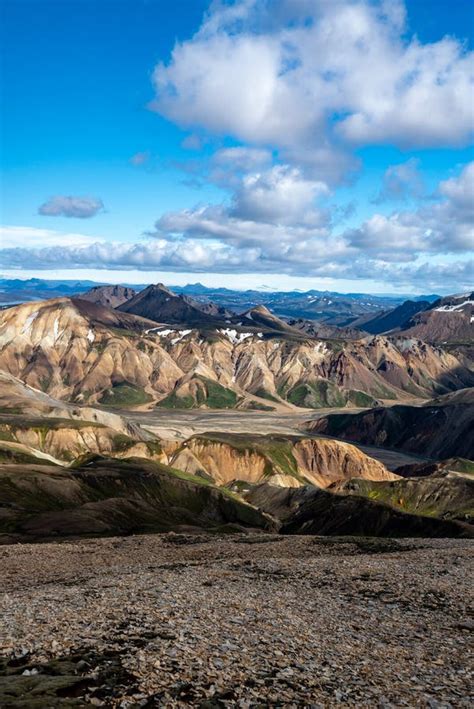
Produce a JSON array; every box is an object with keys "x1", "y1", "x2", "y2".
[
  {"x1": 117, "y1": 283, "x2": 225, "y2": 326},
  {"x1": 1, "y1": 297, "x2": 473, "y2": 410},
  {"x1": 79, "y1": 284, "x2": 137, "y2": 308}
]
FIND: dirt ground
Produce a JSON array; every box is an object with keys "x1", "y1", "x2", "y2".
[{"x1": 1, "y1": 533, "x2": 472, "y2": 707}]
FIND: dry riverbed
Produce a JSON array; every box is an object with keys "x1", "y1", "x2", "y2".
[
  {"x1": 121, "y1": 408, "x2": 428, "y2": 470},
  {"x1": 1, "y1": 534, "x2": 472, "y2": 707}
]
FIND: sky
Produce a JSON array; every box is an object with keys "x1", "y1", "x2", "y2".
[{"x1": 1, "y1": 0, "x2": 473, "y2": 294}]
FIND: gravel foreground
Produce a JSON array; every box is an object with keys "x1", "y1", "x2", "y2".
[{"x1": 0, "y1": 534, "x2": 473, "y2": 708}]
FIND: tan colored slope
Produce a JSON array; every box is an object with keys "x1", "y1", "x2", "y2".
[
  {"x1": 170, "y1": 434, "x2": 398, "y2": 489},
  {"x1": 0, "y1": 370, "x2": 146, "y2": 436},
  {"x1": 0, "y1": 420, "x2": 167, "y2": 465},
  {"x1": 0, "y1": 298, "x2": 472, "y2": 410},
  {"x1": 292, "y1": 438, "x2": 397, "y2": 488}
]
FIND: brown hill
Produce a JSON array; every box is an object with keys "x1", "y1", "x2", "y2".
[{"x1": 237, "y1": 305, "x2": 299, "y2": 333}]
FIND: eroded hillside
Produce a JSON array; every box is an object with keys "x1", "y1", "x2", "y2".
[{"x1": 1, "y1": 297, "x2": 472, "y2": 411}]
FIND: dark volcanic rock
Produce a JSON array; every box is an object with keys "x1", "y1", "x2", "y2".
[
  {"x1": 245, "y1": 483, "x2": 473, "y2": 538},
  {"x1": 308, "y1": 388, "x2": 474, "y2": 460}
]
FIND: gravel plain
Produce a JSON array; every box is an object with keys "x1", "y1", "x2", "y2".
[{"x1": 1, "y1": 533, "x2": 472, "y2": 707}]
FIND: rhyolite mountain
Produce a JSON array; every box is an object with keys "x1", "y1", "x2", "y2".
[{"x1": 1, "y1": 296, "x2": 473, "y2": 411}]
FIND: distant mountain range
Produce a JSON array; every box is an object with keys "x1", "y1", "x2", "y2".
[{"x1": 0, "y1": 276, "x2": 439, "y2": 327}]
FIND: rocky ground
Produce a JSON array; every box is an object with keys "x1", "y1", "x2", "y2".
[{"x1": 1, "y1": 534, "x2": 472, "y2": 707}]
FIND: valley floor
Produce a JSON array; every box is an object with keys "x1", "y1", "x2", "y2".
[
  {"x1": 123, "y1": 408, "x2": 428, "y2": 470},
  {"x1": 1, "y1": 534, "x2": 472, "y2": 707}
]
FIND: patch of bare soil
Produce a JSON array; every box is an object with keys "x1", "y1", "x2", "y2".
[{"x1": 1, "y1": 534, "x2": 472, "y2": 707}]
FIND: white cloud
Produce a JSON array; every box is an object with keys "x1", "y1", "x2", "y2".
[
  {"x1": 230, "y1": 165, "x2": 330, "y2": 225},
  {"x1": 346, "y1": 161, "x2": 474, "y2": 259},
  {"x1": 3, "y1": 164, "x2": 472, "y2": 293},
  {"x1": 212, "y1": 147, "x2": 272, "y2": 171},
  {"x1": 0, "y1": 225, "x2": 100, "y2": 249},
  {"x1": 438, "y1": 161, "x2": 474, "y2": 219},
  {"x1": 38, "y1": 196, "x2": 104, "y2": 218},
  {"x1": 151, "y1": 0, "x2": 474, "y2": 163}
]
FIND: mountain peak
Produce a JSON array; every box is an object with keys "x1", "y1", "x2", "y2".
[
  {"x1": 79, "y1": 284, "x2": 137, "y2": 308},
  {"x1": 146, "y1": 282, "x2": 176, "y2": 297},
  {"x1": 249, "y1": 304, "x2": 272, "y2": 316}
]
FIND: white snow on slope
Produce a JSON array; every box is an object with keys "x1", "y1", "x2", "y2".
[
  {"x1": 219, "y1": 329, "x2": 263, "y2": 343},
  {"x1": 434, "y1": 299, "x2": 473, "y2": 313}
]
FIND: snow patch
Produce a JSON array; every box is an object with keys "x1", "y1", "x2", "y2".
[
  {"x1": 313, "y1": 342, "x2": 328, "y2": 354},
  {"x1": 434, "y1": 298, "x2": 473, "y2": 312},
  {"x1": 87, "y1": 328, "x2": 95, "y2": 343},
  {"x1": 170, "y1": 329, "x2": 192, "y2": 345},
  {"x1": 219, "y1": 328, "x2": 262, "y2": 344},
  {"x1": 145, "y1": 327, "x2": 192, "y2": 344}
]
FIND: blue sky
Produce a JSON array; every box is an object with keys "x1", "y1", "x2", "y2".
[{"x1": 1, "y1": 0, "x2": 473, "y2": 293}]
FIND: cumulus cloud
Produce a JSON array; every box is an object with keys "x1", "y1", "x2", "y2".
[
  {"x1": 345, "y1": 161, "x2": 474, "y2": 259},
  {"x1": 38, "y1": 196, "x2": 104, "y2": 219},
  {"x1": 373, "y1": 158, "x2": 424, "y2": 203},
  {"x1": 4, "y1": 163, "x2": 472, "y2": 292},
  {"x1": 230, "y1": 165, "x2": 330, "y2": 225},
  {"x1": 2, "y1": 237, "x2": 471, "y2": 291},
  {"x1": 151, "y1": 0, "x2": 474, "y2": 164},
  {"x1": 438, "y1": 161, "x2": 474, "y2": 220},
  {"x1": 0, "y1": 225, "x2": 100, "y2": 249}
]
